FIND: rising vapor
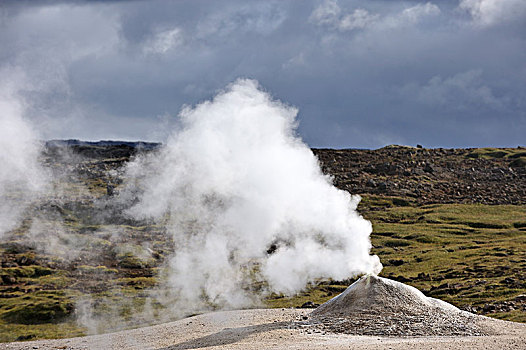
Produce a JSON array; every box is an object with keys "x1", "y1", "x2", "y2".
[
  {"x1": 0, "y1": 70, "x2": 48, "y2": 236},
  {"x1": 126, "y1": 79, "x2": 382, "y2": 311}
]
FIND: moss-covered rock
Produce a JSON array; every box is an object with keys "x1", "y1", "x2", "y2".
[{"x1": 2, "y1": 299, "x2": 74, "y2": 324}]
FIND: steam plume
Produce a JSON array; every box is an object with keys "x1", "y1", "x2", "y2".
[
  {"x1": 0, "y1": 69, "x2": 48, "y2": 236},
  {"x1": 126, "y1": 79, "x2": 381, "y2": 311}
]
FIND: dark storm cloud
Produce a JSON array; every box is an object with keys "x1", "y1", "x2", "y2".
[{"x1": 1, "y1": 0, "x2": 525, "y2": 148}]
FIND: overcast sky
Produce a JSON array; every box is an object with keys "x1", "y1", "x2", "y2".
[{"x1": 1, "y1": 0, "x2": 525, "y2": 148}]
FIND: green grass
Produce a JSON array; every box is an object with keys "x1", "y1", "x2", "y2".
[
  {"x1": 0, "y1": 290, "x2": 85, "y2": 342},
  {"x1": 76, "y1": 265, "x2": 119, "y2": 275},
  {"x1": 0, "y1": 321, "x2": 84, "y2": 342}
]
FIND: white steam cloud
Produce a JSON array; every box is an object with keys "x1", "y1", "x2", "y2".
[
  {"x1": 0, "y1": 69, "x2": 48, "y2": 236},
  {"x1": 126, "y1": 79, "x2": 381, "y2": 311}
]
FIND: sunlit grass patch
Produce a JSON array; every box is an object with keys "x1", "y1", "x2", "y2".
[{"x1": 465, "y1": 147, "x2": 526, "y2": 168}]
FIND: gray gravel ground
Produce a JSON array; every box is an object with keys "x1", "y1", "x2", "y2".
[{"x1": 1, "y1": 308, "x2": 524, "y2": 350}]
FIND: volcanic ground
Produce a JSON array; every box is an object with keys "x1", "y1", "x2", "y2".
[{"x1": 0, "y1": 141, "x2": 524, "y2": 343}]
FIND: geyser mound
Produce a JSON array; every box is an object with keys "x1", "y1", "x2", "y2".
[
  {"x1": 309, "y1": 275, "x2": 493, "y2": 337},
  {"x1": 312, "y1": 274, "x2": 456, "y2": 317}
]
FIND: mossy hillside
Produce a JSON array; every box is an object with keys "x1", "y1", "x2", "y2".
[
  {"x1": 0, "y1": 211, "x2": 172, "y2": 342},
  {"x1": 1, "y1": 143, "x2": 525, "y2": 343},
  {"x1": 1, "y1": 199, "x2": 525, "y2": 342},
  {"x1": 0, "y1": 288, "x2": 84, "y2": 342},
  {"x1": 466, "y1": 147, "x2": 526, "y2": 160},
  {"x1": 0, "y1": 260, "x2": 165, "y2": 341}
]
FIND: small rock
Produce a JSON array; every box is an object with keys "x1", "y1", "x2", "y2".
[{"x1": 300, "y1": 301, "x2": 319, "y2": 309}]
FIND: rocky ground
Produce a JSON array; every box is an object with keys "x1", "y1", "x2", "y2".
[
  {"x1": 313, "y1": 146, "x2": 526, "y2": 205},
  {"x1": 44, "y1": 141, "x2": 526, "y2": 206}
]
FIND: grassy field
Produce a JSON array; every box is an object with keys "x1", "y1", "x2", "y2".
[{"x1": 1, "y1": 196, "x2": 525, "y2": 342}]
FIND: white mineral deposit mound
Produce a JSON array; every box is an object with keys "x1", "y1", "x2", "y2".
[{"x1": 309, "y1": 275, "x2": 493, "y2": 336}]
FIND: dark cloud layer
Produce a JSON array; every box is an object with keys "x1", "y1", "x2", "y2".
[{"x1": 1, "y1": 0, "x2": 525, "y2": 148}]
